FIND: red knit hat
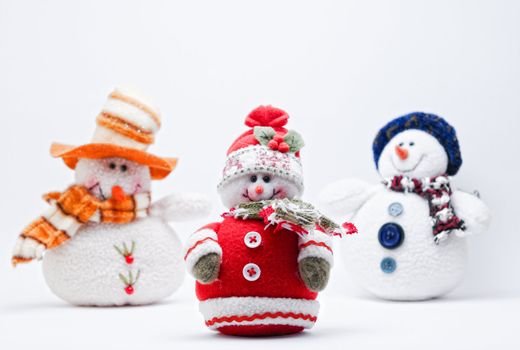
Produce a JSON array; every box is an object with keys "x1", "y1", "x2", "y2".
[{"x1": 218, "y1": 106, "x2": 305, "y2": 191}]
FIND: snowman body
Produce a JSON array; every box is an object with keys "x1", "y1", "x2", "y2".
[
  {"x1": 320, "y1": 115, "x2": 490, "y2": 301},
  {"x1": 42, "y1": 216, "x2": 184, "y2": 306},
  {"x1": 343, "y1": 185, "x2": 467, "y2": 300}
]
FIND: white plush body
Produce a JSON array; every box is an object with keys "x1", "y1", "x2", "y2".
[
  {"x1": 342, "y1": 185, "x2": 467, "y2": 300},
  {"x1": 42, "y1": 216, "x2": 184, "y2": 306},
  {"x1": 320, "y1": 129, "x2": 490, "y2": 301},
  {"x1": 35, "y1": 158, "x2": 210, "y2": 306}
]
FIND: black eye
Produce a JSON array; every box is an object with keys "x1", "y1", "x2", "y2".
[
  {"x1": 262, "y1": 175, "x2": 271, "y2": 183},
  {"x1": 109, "y1": 162, "x2": 116, "y2": 170},
  {"x1": 120, "y1": 164, "x2": 128, "y2": 172},
  {"x1": 250, "y1": 175, "x2": 258, "y2": 183},
  {"x1": 409, "y1": 142, "x2": 415, "y2": 146},
  {"x1": 398, "y1": 142, "x2": 404, "y2": 147}
]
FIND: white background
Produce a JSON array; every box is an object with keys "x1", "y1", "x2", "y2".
[{"x1": 1, "y1": 0, "x2": 519, "y2": 349}]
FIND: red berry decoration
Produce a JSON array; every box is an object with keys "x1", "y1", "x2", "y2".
[
  {"x1": 268, "y1": 140, "x2": 279, "y2": 150},
  {"x1": 278, "y1": 142, "x2": 290, "y2": 153},
  {"x1": 125, "y1": 285, "x2": 134, "y2": 295},
  {"x1": 115, "y1": 241, "x2": 136, "y2": 264},
  {"x1": 273, "y1": 134, "x2": 285, "y2": 143},
  {"x1": 119, "y1": 270, "x2": 141, "y2": 296}
]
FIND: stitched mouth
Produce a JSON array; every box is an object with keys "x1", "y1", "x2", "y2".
[
  {"x1": 133, "y1": 183, "x2": 142, "y2": 195},
  {"x1": 391, "y1": 154, "x2": 425, "y2": 173},
  {"x1": 87, "y1": 183, "x2": 106, "y2": 200},
  {"x1": 242, "y1": 189, "x2": 281, "y2": 201}
]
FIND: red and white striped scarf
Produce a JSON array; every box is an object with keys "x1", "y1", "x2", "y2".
[{"x1": 384, "y1": 175, "x2": 465, "y2": 244}]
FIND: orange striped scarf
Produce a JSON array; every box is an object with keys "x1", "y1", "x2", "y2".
[{"x1": 12, "y1": 185, "x2": 150, "y2": 266}]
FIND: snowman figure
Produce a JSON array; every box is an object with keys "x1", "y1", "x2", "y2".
[
  {"x1": 183, "y1": 106, "x2": 352, "y2": 336},
  {"x1": 319, "y1": 113, "x2": 490, "y2": 301},
  {"x1": 12, "y1": 87, "x2": 209, "y2": 306}
]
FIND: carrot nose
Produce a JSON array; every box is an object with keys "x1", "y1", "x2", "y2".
[
  {"x1": 395, "y1": 145, "x2": 409, "y2": 160},
  {"x1": 255, "y1": 185, "x2": 264, "y2": 194},
  {"x1": 111, "y1": 185, "x2": 126, "y2": 202}
]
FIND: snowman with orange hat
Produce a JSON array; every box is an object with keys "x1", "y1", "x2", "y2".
[
  {"x1": 12, "y1": 87, "x2": 209, "y2": 306},
  {"x1": 184, "y1": 106, "x2": 355, "y2": 336}
]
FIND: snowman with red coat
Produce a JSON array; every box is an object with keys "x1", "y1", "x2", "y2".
[{"x1": 184, "y1": 106, "x2": 355, "y2": 336}]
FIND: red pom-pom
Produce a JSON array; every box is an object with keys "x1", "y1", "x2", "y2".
[{"x1": 245, "y1": 105, "x2": 289, "y2": 128}]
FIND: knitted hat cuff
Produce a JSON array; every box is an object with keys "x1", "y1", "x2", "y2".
[
  {"x1": 372, "y1": 112, "x2": 462, "y2": 176},
  {"x1": 217, "y1": 145, "x2": 304, "y2": 191}
]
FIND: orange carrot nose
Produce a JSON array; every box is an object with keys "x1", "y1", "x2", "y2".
[
  {"x1": 111, "y1": 186, "x2": 126, "y2": 202},
  {"x1": 255, "y1": 185, "x2": 264, "y2": 194},
  {"x1": 395, "y1": 145, "x2": 409, "y2": 160}
]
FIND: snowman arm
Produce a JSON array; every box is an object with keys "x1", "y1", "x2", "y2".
[
  {"x1": 183, "y1": 222, "x2": 222, "y2": 277},
  {"x1": 318, "y1": 178, "x2": 379, "y2": 219},
  {"x1": 149, "y1": 193, "x2": 211, "y2": 222},
  {"x1": 451, "y1": 190, "x2": 491, "y2": 236},
  {"x1": 297, "y1": 230, "x2": 334, "y2": 267}
]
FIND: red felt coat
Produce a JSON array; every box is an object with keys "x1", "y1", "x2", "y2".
[{"x1": 184, "y1": 216, "x2": 333, "y2": 336}]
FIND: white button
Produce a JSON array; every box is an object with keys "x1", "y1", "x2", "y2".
[
  {"x1": 244, "y1": 231, "x2": 262, "y2": 248},
  {"x1": 242, "y1": 263, "x2": 261, "y2": 281}
]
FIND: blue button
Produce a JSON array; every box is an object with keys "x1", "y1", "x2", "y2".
[
  {"x1": 388, "y1": 202, "x2": 403, "y2": 217},
  {"x1": 378, "y1": 223, "x2": 404, "y2": 249},
  {"x1": 380, "y1": 257, "x2": 397, "y2": 273}
]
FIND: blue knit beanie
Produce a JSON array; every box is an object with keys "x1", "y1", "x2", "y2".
[{"x1": 373, "y1": 112, "x2": 462, "y2": 176}]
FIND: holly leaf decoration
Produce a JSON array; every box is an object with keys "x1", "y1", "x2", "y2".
[
  {"x1": 254, "y1": 126, "x2": 276, "y2": 146},
  {"x1": 284, "y1": 130, "x2": 305, "y2": 153}
]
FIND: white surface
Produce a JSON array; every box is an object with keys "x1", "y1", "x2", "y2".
[{"x1": 1, "y1": 0, "x2": 519, "y2": 348}]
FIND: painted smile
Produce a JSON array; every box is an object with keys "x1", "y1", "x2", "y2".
[{"x1": 391, "y1": 154, "x2": 425, "y2": 173}]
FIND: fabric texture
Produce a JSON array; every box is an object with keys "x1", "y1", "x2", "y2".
[
  {"x1": 12, "y1": 185, "x2": 150, "y2": 266},
  {"x1": 218, "y1": 106, "x2": 305, "y2": 190},
  {"x1": 51, "y1": 87, "x2": 177, "y2": 180},
  {"x1": 42, "y1": 216, "x2": 185, "y2": 306},
  {"x1": 384, "y1": 175, "x2": 465, "y2": 243},
  {"x1": 185, "y1": 216, "x2": 336, "y2": 335},
  {"x1": 373, "y1": 112, "x2": 462, "y2": 176}
]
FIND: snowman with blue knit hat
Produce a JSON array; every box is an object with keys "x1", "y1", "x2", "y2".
[{"x1": 319, "y1": 112, "x2": 491, "y2": 301}]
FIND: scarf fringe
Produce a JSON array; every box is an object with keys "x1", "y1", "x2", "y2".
[{"x1": 224, "y1": 198, "x2": 357, "y2": 237}]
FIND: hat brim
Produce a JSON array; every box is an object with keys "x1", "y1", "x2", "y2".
[{"x1": 50, "y1": 143, "x2": 177, "y2": 180}]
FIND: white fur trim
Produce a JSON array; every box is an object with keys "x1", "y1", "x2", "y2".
[
  {"x1": 185, "y1": 229, "x2": 218, "y2": 248},
  {"x1": 91, "y1": 125, "x2": 148, "y2": 150},
  {"x1": 218, "y1": 145, "x2": 304, "y2": 190},
  {"x1": 200, "y1": 297, "x2": 319, "y2": 330},
  {"x1": 298, "y1": 232, "x2": 334, "y2": 266},
  {"x1": 184, "y1": 229, "x2": 222, "y2": 274}
]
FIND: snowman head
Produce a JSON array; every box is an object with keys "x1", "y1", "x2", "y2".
[
  {"x1": 219, "y1": 172, "x2": 301, "y2": 208},
  {"x1": 75, "y1": 157, "x2": 151, "y2": 200},
  {"x1": 217, "y1": 105, "x2": 305, "y2": 209},
  {"x1": 373, "y1": 113, "x2": 462, "y2": 179},
  {"x1": 377, "y1": 129, "x2": 448, "y2": 178}
]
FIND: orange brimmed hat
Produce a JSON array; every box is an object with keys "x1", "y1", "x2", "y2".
[{"x1": 51, "y1": 86, "x2": 177, "y2": 180}]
